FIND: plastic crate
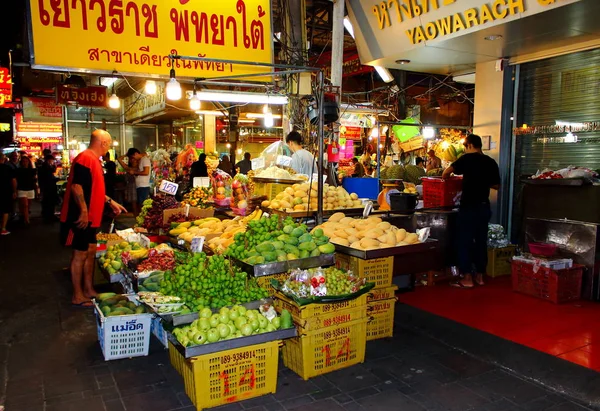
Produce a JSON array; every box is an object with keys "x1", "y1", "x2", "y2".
[
  {"x1": 511, "y1": 260, "x2": 583, "y2": 304},
  {"x1": 487, "y1": 245, "x2": 517, "y2": 278},
  {"x1": 151, "y1": 316, "x2": 169, "y2": 349},
  {"x1": 334, "y1": 253, "x2": 393, "y2": 288},
  {"x1": 366, "y1": 285, "x2": 398, "y2": 303},
  {"x1": 94, "y1": 297, "x2": 153, "y2": 361},
  {"x1": 422, "y1": 177, "x2": 462, "y2": 208},
  {"x1": 367, "y1": 298, "x2": 396, "y2": 341},
  {"x1": 274, "y1": 293, "x2": 367, "y2": 331},
  {"x1": 255, "y1": 272, "x2": 290, "y2": 296},
  {"x1": 282, "y1": 318, "x2": 368, "y2": 380},
  {"x1": 168, "y1": 340, "x2": 280, "y2": 410}
]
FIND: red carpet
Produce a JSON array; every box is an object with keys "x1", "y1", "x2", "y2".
[{"x1": 400, "y1": 276, "x2": 600, "y2": 370}]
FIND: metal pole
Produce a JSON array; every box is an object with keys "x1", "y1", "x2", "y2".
[
  {"x1": 173, "y1": 55, "x2": 319, "y2": 71},
  {"x1": 317, "y1": 71, "x2": 325, "y2": 225},
  {"x1": 193, "y1": 68, "x2": 316, "y2": 83}
]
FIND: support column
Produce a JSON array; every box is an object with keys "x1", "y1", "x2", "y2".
[
  {"x1": 204, "y1": 115, "x2": 216, "y2": 153},
  {"x1": 330, "y1": 0, "x2": 344, "y2": 90}
]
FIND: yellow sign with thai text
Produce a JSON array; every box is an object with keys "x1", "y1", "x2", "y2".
[{"x1": 28, "y1": 0, "x2": 273, "y2": 79}]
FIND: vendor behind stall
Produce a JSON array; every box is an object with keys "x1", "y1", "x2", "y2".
[
  {"x1": 442, "y1": 134, "x2": 500, "y2": 289},
  {"x1": 285, "y1": 131, "x2": 317, "y2": 176}
]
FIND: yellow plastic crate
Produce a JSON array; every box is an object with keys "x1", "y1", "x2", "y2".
[
  {"x1": 168, "y1": 340, "x2": 280, "y2": 410},
  {"x1": 367, "y1": 298, "x2": 396, "y2": 341},
  {"x1": 334, "y1": 253, "x2": 394, "y2": 288},
  {"x1": 255, "y1": 273, "x2": 289, "y2": 296},
  {"x1": 282, "y1": 318, "x2": 368, "y2": 380},
  {"x1": 487, "y1": 245, "x2": 517, "y2": 278},
  {"x1": 366, "y1": 285, "x2": 398, "y2": 303},
  {"x1": 274, "y1": 293, "x2": 367, "y2": 331}
]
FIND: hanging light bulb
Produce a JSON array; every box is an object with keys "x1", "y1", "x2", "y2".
[
  {"x1": 189, "y1": 83, "x2": 201, "y2": 111},
  {"x1": 264, "y1": 106, "x2": 274, "y2": 128},
  {"x1": 262, "y1": 104, "x2": 269, "y2": 113},
  {"x1": 108, "y1": 85, "x2": 120, "y2": 109},
  {"x1": 165, "y1": 68, "x2": 182, "y2": 100},
  {"x1": 145, "y1": 80, "x2": 157, "y2": 95},
  {"x1": 236, "y1": 147, "x2": 243, "y2": 155}
]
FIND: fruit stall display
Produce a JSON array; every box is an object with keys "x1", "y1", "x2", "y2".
[
  {"x1": 181, "y1": 186, "x2": 213, "y2": 208},
  {"x1": 98, "y1": 241, "x2": 149, "y2": 275},
  {"x1": 138, "y1": 195, "x2": 180, "y2": 230},
  {"x1": 261, "y1": 182, "x2": 363, "y2": 213}
]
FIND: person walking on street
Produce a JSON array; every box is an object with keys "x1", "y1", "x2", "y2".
[
  {"x1": 0, "y1": 153, "x2": 17, "y2": 235},
  {"x1": 60, "y1": 130, "x2": 127, "y2": 307},
  {"x1": 39, "y1": 154, "x2": 59, "y2": 222},
  {"x1": 235, "y1": 152, "x2": 252, "y2": 175},
  {"x1": 442, "y1": 134, "x2": 500, "y2": 288},
  {"x1": 16, "y1": 155, "x2": 37, "y2": 225},
  {"x1": 286, "y1": 130, "x2": 317, "y2": 176},
  {"x1": 127, "y1": 148, "x2": 151, "y2": 215}
]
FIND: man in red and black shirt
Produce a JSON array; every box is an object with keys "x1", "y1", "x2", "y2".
[{"x1": 60, "y1": 130, "x2": 127, "y2": 307}]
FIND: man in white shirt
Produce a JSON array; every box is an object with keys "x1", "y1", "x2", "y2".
[
  {"x1": 285, "y1": 131, "x2": 317, "y2": 176},
  {"x1": 127, "y1": 148, "x2": 151, "y2": 205}
]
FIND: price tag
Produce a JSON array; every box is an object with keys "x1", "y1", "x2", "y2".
[
  {"x1": 276, "y1": 155, "x2": 292, "y2": 167},
  {"x1": 190, "y1": 236, "x2": 205, "y2": 253},
  {"x1": 193, "y1": 177, "x2": 211, "y2": 187},
  {"x1": 158, "y1": 180, "x2": 179, "y2": 195},
  {"x1": 251, "y1": 157, "x2": 265, "y2": 170},
  {"x1": 184, "y1": 203, "x2": 190, "y2": 217},
  {"x1": 139, "y1": 234, "x2": 151, "y2": 249}
]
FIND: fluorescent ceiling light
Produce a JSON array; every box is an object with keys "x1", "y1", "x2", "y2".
[
  {"x1": 375, "y1": 66, "x2": 394, "y2": 83},
  {"x1": 224, "y1": 119, "x2": 256, "y2": 124},
  {"x1": 186, "y1": 90, "x2": 288, "y2": 105},
  {"x1": 246, "y1": 113, "x2": 283, "y2": 119},
  {"x1": 196, "y1": 110, "x2": 226, "y2": 116},
  {"x1": 101, "y1": 77, "x2": 118, "y2": 87},
  {"x1": 343, "y1": 16, "x2": 355, "y2": 39},
  {"x1": 453, "y1": 73, "x2": 475, "y2": 84}
]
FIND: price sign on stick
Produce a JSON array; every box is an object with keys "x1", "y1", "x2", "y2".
[
  {"x1": 251, "y1": 157, "x2": 265, "y2": 170},
  {"x1": 193, "y1": 177, "x2": 211, "y2": 188},
  {"x1": 276, "y1": 155, "x2": 292, "y2": 167},
  {"x1": 158, "y1": 180, "x2": 179, "y2": 196},
  {"x1": 139, "y1": 234, "x2": 151, "y2": 249},
  {"x1": 190, "y1": 236, "x2": 205, "y2": 253}
]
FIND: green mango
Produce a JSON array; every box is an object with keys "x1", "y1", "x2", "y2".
[
  {"x1": 275, "y1": 250, "x2": 286, "y2": 257},
  {"x1": 110, "y1": 260, "x2": 122, "y2": 270},
  {"x1": 310, "y1": 248, "x2": 321, "y2": 257},
  {"x1": 313, "y1": 228, "x2": 324, "y2": 238},
  {"x1": 97, "y1": 292, "x2": 116, "y2": 301},
  {"x1": 135, "y1": 306, "x2": 146, "y2": 314},
  {"x1": 101, "y1": 306, "x2": 111, "y2": 316},
  {"x1": 290, "y1": 227, "x2": 304, "y2": 238},
  {"x1": 315, "y1": 236, "x2": 330, "y2": 246},
  {"x1": 256, "y1": 242, "x2": 275, "y2": 253},
  {"x1": 127, "y1": 302, "x2": 137, "y2": 311},
  {"x1": 299, "y1": 241, "x2": 317, "y2": 251},
  {"x1": 299, "y1": 250, "x2": 310, "y2": 259},
  {"x1": 247, "y1": 250, "x2": 260, "y2": 257},
  {"x1": 318, "y1": 243, "x2": 336, "y2": 254},
  {"x1": 277, "y1": 254, "x2": 287, "y2": 262},
  {"x1": 298, "y1": 233, "x2": 312, "y2": 243},
  {"x1": 272, "y1": 241, "x2": 284, "y2": 250},
  {"x1": 146, "y1": 283, "x2": 160, "y2": 292},
  {"x1": 101, "y1": 296, "x2": 121, "y2": 306},
  {"x1": 277, "y1": 234, "x2": 290, "y2": 242},
  {"x1": 286, "y1": 253, "x2": 298, "y2": 260},
  {"x1": 283, "y1": 244, "x2": 299, "y2": 255},
  {"x1": 255, "y1": 256, "x2": 265, "y2": 264},
  {"x1": 246, "y1": 256, "x2": 258, "y2": 265},
  {"x1": 285, "y1": 237, "x2": 299, "y2": 246},
  {"x1": 261, "y1": 251, "x2": 277, "y2": 262}
]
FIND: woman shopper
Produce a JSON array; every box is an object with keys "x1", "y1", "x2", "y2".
[
  {"x1": 16, "y1": 155, "x2": 38, "y2": 225},
  {"x1": 117, "y1": 153, "x2": 139, "y2": 215}
]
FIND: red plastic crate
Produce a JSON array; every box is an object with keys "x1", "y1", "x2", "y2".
[
  {"x1": 511, "y1": 260, "x2": 583, "y2": 304},
  {"x1": 422, "y1": 177, "x2": 462, "y2": 208}
]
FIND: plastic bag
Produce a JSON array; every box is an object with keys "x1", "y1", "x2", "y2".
[
  {"x1": 231, "y1": 174, "x2": 249, "y2": 215},
  {"x1": 259, "y1": 141, "x2": 293, "y2": 169},
  {"x1": 211, "y1": 169, "x2": 232, "y2": 207},
  {"x1": 488, "y1": 224, "x2": 509, "y2": 248}
]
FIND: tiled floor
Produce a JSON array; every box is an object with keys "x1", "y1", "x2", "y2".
[
  {"x1": 401, "y1": 276, "x2": 600, "y2": 370},
  {"x1": 0, "y1": 212, "x2": 597, "y2": 410}
]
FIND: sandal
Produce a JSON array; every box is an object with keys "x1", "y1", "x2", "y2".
[
  {"x1": 451, "y1": 281, "x2": 474, "y2": 289},
  {"x1": 72, "y1": 300, "x2": 94, "y2": 308}
]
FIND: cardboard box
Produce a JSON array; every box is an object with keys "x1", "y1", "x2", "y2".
[{"x1": 163, "y1": 207, "x2": 214, "y2": 226}]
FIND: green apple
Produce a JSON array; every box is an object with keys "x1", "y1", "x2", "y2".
[
  {"x1": 219, "y1": 307, "x2": 230, "y2": 316},
  {"x1": 207, "y1": 328, "x2": 220, "y2": 343},
  {"x1": 234, "y1": 331, "x2": 243, "y2": 338},
  {"x1": 192, "y1": 331, "x2": 207, "y2": 345},
  {"x1": 229, "y1": 310, "x2": 240, "y2": 321},
  {"x1": 227, "y1": 323, "x2": 236, "y2": 335},
  {"x1": 241, "y1": 324, "x2": 253, "y2": 336},
  {"x1": 245, "y1": 310, "x2": 258, "y2": 320},
  {"x1": 250, "y1": 318, "x2": 259, "y2": 331},
  {"x1": 237, "y1": 305, "x2": 247, "y2": 315},
  {"x1": 271, "y1": 317, "x2": 281, "y2": 329},
  {"x1": 234, "y1": 316, "x2": 248, "y2": 330},
  {"x1": 200, "y1": 307, "x2": 212, "y2": 319},
  {"x1": 219, "y1": 312, "x2": 230, "y2": 324},
  {"x1": 266, "y1": 323, "x2": 276, "y2": 332},
  {"x1": 258, "y1": 315, "x2": 268, "y2": 329},
  {"x1": 217, "y1": 323, "x2": 230, "y2": 338},
  {"x1": 209, "y1": 314, "x2": 220, "y2": 328},
  {"x1": 198, "y1": 318, "x2": 211, "y2": 331}
]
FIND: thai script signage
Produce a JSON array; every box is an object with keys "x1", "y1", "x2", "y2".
[
  {"x1": 514, "y1": 122, "x2": 600, "y2": 135},
  {"x1": 22, "y1": 97, "x2": 64, "y2": 122},
  {"x1": 28, "y1": 0, "x2": 273, "y2": 79},
  {"x1": 56, "y1": 85, "x2": 109, "y2": 107},
  {"x1": 347, "y1": 0, "x2": 580, "y2": 66},
  {"x1": 124, "y1": 82, "x2": 166, "y2": 122},
  {"x1": 0, "y1": 68, "x2": 12, "y2": 107}
]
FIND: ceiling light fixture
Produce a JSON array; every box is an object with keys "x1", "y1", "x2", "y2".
[
  {"x1": 343, "y1": 16, "x2": 355, "y2": 38},
  {"x1": 108, "y1": 85, "x2": 120, "y2": 109},
  {"x1": 395, "y1": 59, "x2": 411, "y2": 65},
  {"x1": 189, "y1": 82, "x2": 201, "y2": 111},
  {"x1": 484, "y1": 34, "x2": 503, "y2": 41},
  {"x1": 186, "y1": 90, "x2": 288, "y2": 105},
  {"x1": 165, "y1": 68, "x2": 182, "y2": 101},
  {"x1": 195, "y1": 110, "x2": 226, "y2": 117},
  {"x1": 100, "y1": 77, "x2": 118, "y2": 87},
  {"x1": 375, "y1": 66, "x2": 394, "y2": 83},
  {"x1": 145, "y1": 80, "x2": 157, "y2": 95}
]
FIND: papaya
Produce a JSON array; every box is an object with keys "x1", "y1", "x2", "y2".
[
  {"x1": 298, "y1": 233, "x2": 313, "y2": 243},
  {"x1": 97, "y1": 292, "x2": 116, "y2": 301},
  {"x1": 299, "y1": 241, "x2": 317, "y2": 251},
  {"x1": 280, "y1": 309, "x2": 293, "y2": 329},
  {"x1": 256, "y1": 242, "x2": 275, "y2": 253},
  {"x1": 318, "y1": 243, "x2": 336, "y2": 254}
]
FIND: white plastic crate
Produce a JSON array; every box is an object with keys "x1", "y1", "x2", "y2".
[
  {"x1": 151, "y1": 315, "x2": 169, "y2": 349},
  {"x1": 94, "y1": 296, "x2": 153, "y2": 361}
]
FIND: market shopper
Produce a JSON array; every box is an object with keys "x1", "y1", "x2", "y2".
[
  {"x1": 103, "y1": 153, "x2": 117, "y2": 200},
  {"x1": 190, "y1": 153, "x2": 208, "y2": 179},
  {"x1": 351, "y1": 157, "x2": 365, "y2": 177},
  {"x1": 286, "y1": 130, "x2": 317, "y2": 176},
  {"x1": 16, "y1": 155, "x2": 38, "y2": 226},
  {"x1": 38, "y1": 154, "x2": 59, "y2": 222},
  {"x1": 0, "y1": 153, "x2": 17, "y2": 235},
  {"x1": 235, "y1": 152, "x2": 252, "y2": 175},
  {"x1": 117, "y1": 153, "x2": 138, "y2": 214},
  {"x1": 427, "y1": 149, "x2": 442, "y2": 171},
  {"x1": 442, "y1": 134, "x2": 500, "y2": 288},
  {"x1": 60, "y1": 130, "x2": 127, "y2": 307},
  {"x1": 219, "y1": 155, "x2": 233, "y2": 176},
  {"x1": 127, "y1": 148, "x2": 152, "y2": 207}
]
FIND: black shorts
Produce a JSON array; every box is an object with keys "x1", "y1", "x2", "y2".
[
  {"x1": 60, "y1": 222, "x2": 98, "y2": 252},
  {"x1": 0, "y1": 196, "x2": 12, "y2": 214}
]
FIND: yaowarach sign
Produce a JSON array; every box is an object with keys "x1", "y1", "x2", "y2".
[{"x1": 27, "y1": 0, "x2": 273, "y2": 78}]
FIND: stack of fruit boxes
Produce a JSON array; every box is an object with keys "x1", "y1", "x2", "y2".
[
  {"x1": 334, "y1": 253, "x2": 398, "y2": 341},
  {"x1": 274, "y1": 293, "x2": 368, "y2": 380}
]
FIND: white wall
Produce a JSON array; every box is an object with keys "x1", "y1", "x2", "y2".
[{"x1": 473, "y1": 60, "x2": 505, "y2": 221}]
